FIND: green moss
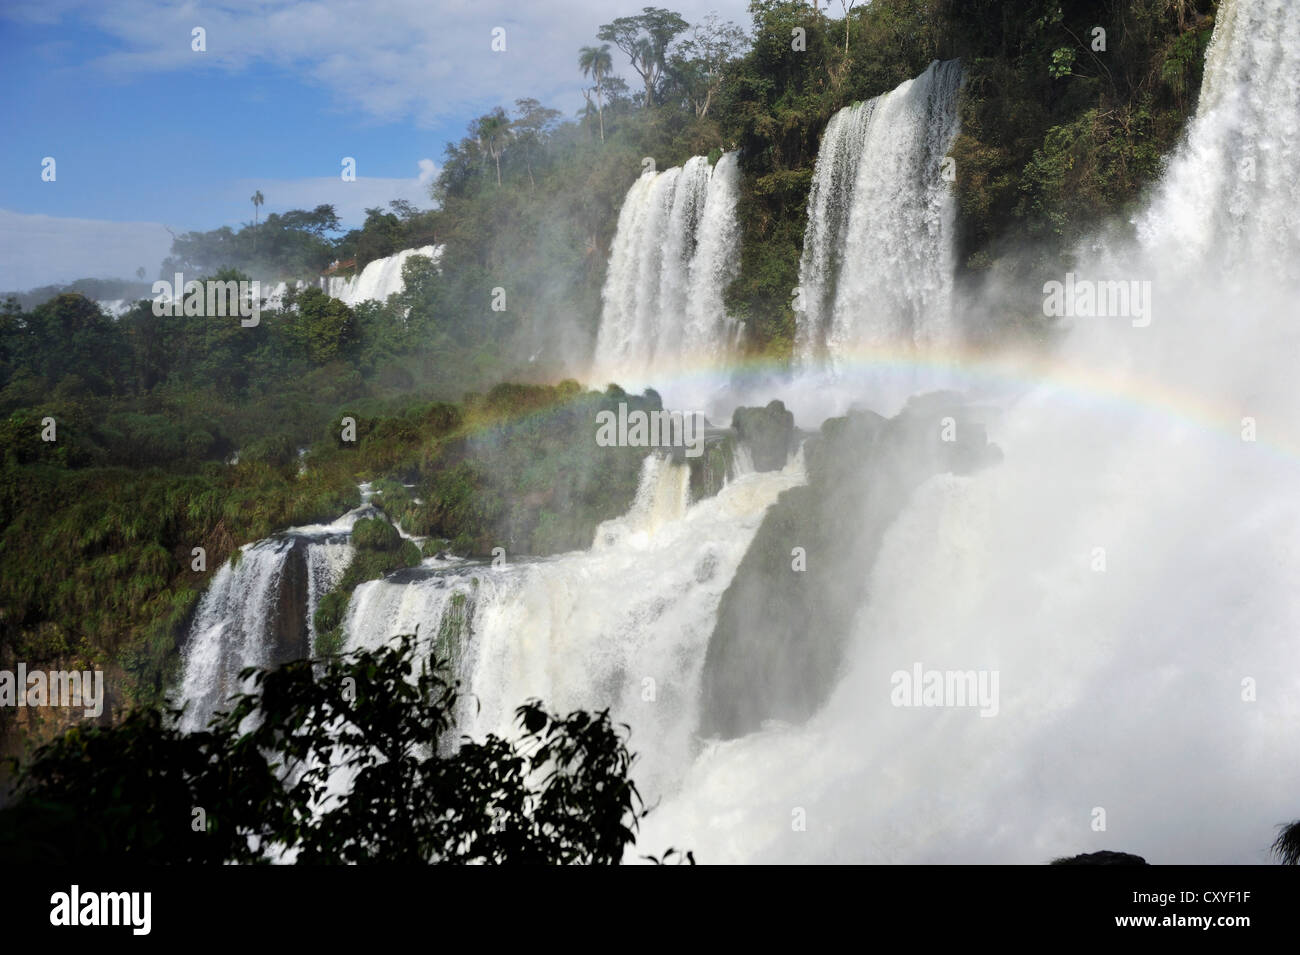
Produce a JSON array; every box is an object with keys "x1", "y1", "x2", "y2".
[{"x1": 351, "y1": 516, "x2": 401, "y2": 552}]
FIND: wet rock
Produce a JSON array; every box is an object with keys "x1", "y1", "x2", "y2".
[
  {"x1": 733, "y1": 400, "x2": 796, "y2": 471},
  {"x1": 700, "y1": 393, "x2": 1002, "y2": 739}
]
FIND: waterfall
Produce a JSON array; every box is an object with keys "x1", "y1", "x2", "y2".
[
  {"x1": 160, "y1": 0, "x2": 1298, "y2": 865},
  {"x1": 591, "y1": 453, "x2": 692, "y2": 550},
  {"x1": 344, "y1": 568, "x2": 482, "y2": 674},
  {"x1": 685, "y1": 153, "x2": 743, "y2": 365},
  {"x1": 95, "y1": 299, "x2": 131, "y2": 318},
  {"x1": 323, "y1": 245, "x2": 443, "y2": 306},
  {"x1": 177, "y1": 538, "x2": 297, "y2": 733},
  {"x1": 175, "y1": 503, "x2": 367, "y2": 731},
  {"x1": 331, "y1": 452, "x2": 804, "y2": 800},
  {"x1": 1136, "y1": 0, "x2": 1300, "y2": 277},
  {"x1": 795, "y1": 59, "x2": 963, "y2": 369},
  {"x1": 252, "y1": 280, "x2": 311, "y2": 312},
  {"x1": 458, "y1": 452, "x2": 805, "y2": 799},
  {"x1": 640, "y1": 0, "x2": 1300, "y2": 863},
  {"x1": 728, "y1": 443, "x2": 756, "y2": 482},
  {"x1": 593, "y1": 153, "x2": 742, "y2": 396}
]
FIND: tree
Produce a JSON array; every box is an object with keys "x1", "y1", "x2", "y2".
[
  {"x1": 1272, "y1": 821, "x2": 1300, "y2": 865},
  {"x1": 0, "y1": 634, "x2": 665, "y2": 864},
  {"x1": 250, "y1": 190, "x2": 264, "y2": 254},
  {"x1": 473, "y1": 108, "x2": 512, "y2": 187},
  {"x1": 511, "y1": 98, "x2": 562, "y2": 190},
  {"x1": 598, "y1": 8, "x2": 690, "y2": 108},
  {"x1": 578, "y1": 44, "x2": 614, "y2": 141},
  {"x1": 668, "y1": 14, "x2": 747, "y2": 118},
  {"x1": 348, "y1": 206, "x2": 404, "y2": 269},
  {"x1": 22, "y1": 293, "x2": 128, "y2": 395},
  {"x1": 278, "y1": 204, "x2": 341, "y2": 237},
  {"x1": 291, "y1": 286, "x2": 358, "y2": 364},
  {"x1": 839, "y1": 0, "x2": 858, "y2": 56}
]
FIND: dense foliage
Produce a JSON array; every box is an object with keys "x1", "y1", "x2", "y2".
[{"x1": 0, "y1": 635, "x2": 659, "y2": 864}]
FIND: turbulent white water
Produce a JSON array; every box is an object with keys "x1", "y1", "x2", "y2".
[
  {"x1": 259, "y1": 280, "x2": 310, "y2": 311},
  {"x1": 339, "y1": 452, "x2": 804, "y2": 799},
  {"x1": 1136, "y1": 0, "x2": 1300, "y2": 280},
  {"x1": 593, "y1": 153, "x2": 742, "y2": 400},
  {"x1": 176, "y1": 504, "x2": 363, "y2": 731},
  {"x1": 637, "y1": 0, "x2": 1300, "y2": 863},
  {"x1": 323, "y1": 245, "x2": 443, "y2": 306},
  {"x1": 95, "y1": 299, "x2": 132, "y2": 318},
  {"x1": 795, "y1": 59, "x2": 963, "y2": 371}
]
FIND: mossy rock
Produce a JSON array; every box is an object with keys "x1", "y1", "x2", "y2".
[
  {"x1": 352, "y1": 516, "x2": 401, "y2": 552},
  {"x1": 732, "y1": 400, "x2": 795, "y2": 471}
]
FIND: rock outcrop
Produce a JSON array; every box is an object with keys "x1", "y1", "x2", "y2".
[{"x1": 700, "y1": 392, "x2": 1002, "y2": 738}]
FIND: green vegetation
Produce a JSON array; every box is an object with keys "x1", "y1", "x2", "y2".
[
  {"x1": 1, "y1": 358, "x2": 662, "y2": 749},
  {"x1": 0, "y1": 635, "x2": 670, "y2": 864},
  {"x1": 720, "y1": 0, "x2": 1216, "y2": 354}
]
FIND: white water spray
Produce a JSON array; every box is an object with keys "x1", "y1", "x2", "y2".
[
  {"x1": 176, "y1": 502, "x2": 366, "y2": 731},
  {"x1": 593, "y1": 153, "x2": 742, "y2": 401},
  {"x1": 795, "y1": 59, "x2": 963, "y2": 371},
  {"x1": 642, "y1": 0, "x2": 1300, "y2": 863},
  {"x1": 337, "y1": 452, "x2": 805, "y2": 800}
]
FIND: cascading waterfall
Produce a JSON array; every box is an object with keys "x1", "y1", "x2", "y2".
[
  {"x1": 336, "y1": 451, "x2": 805, "y2": 800},
  {"x1": 95, "y1": 299, "x2": 132, "y2": 318},
  {"x1": 259, "y1": 280, "x2": 310, "y2": 311},
  {"x1": 593, "y1": 153, "x2": 742, "y2": 397},
  {"x1": 684, "y1": 153, "x2": 744, "y2": 365},
  {"x1": 323, "y1": 245, "x2": 443, "y2": 306},
  {"x1": 1135, "y1": 0, "x2": 1300, "y2": 278},
  {"x1": 794, "y1": 59, "x2": 963, "y2": 369},
  {"x1": 163, "y1": 0, "x2": 1298, "y2": 865},
  {"x1": 178, "y1": 538, "x2": 298, "y2": 733},
  {"x1": 175, "y1": 503, "x2": 366, "y2": 731},
  {"x1": 639, "y1": 0, "x2": 1300, "y2": 863}
]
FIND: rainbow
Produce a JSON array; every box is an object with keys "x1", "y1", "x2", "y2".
[{"x1": 582, "y1": 341, "x2": 1300, "y2": 467}]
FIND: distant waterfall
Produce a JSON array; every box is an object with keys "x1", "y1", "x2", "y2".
[
  {"x1": 593, "y1": 153, "x2": 742, "y2": 392},
  {"x1": 258, "y1": 280, "x2": 310, "y2": 311},
  {"x1": 795, "y1": 59, "x2": 963, "y2": 369},
  {"x1": 323, "y1": 245, "x2": 443, "y2": 306}
]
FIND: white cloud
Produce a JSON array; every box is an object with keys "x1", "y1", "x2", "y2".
[
  {"x1": 2, "y1": 0, "x2": 754, "y2": 127},
  {"x1": 0, "y1": 209, "x2": 172, "y2": 290}
]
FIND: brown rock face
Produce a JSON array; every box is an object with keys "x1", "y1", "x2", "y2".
[{"x1": 268, "y1": 538, "x2": 312, "y2": 665}]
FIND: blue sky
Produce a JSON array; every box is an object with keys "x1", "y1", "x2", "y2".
[{"x1": 1, "y1": 0, "x2": 751, "y2": 289}]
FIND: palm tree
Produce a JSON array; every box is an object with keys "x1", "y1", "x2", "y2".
[
  {"x1": 578, "y1": 44, "x2": 613, "y2": 142},
  {"x1": 475, "y1": 111, "x2": 511, "y2": 187},
  {"x1": 251, "y1": 190, "x2": 264, "y2": 253},
  {"x1": 1272, "y1": 820, "x2": 1300, "y2": 864}
]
